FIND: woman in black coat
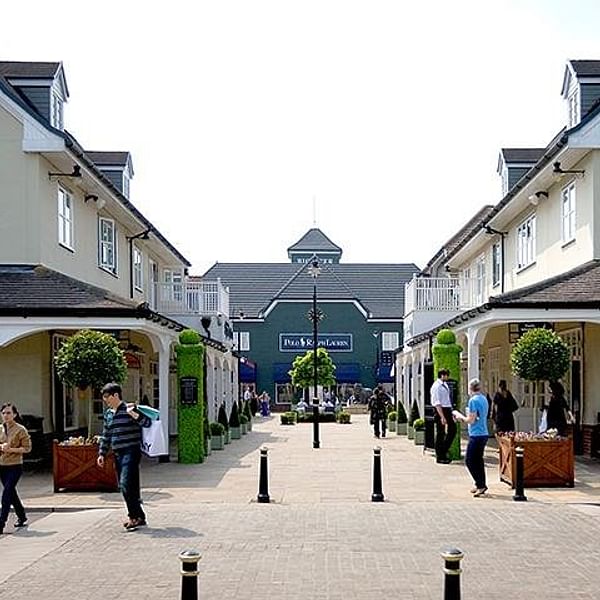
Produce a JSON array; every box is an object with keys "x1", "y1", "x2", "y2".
[
  {"x1": 492, "y1": 380, "x2": 519, "y2": 433},
  {"x1": 545, "y1": 381, "x2": 573, "y2": 436}
]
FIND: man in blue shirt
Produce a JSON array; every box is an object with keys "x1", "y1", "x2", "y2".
[{"x1": 454, "y1": 378, "x2": 489, "y2": 497}]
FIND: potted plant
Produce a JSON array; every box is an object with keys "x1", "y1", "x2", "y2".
[
  {"x1": 413, "y1": 418, "x2": 425, "y2": 445},
  {"x1": 218, "y1": 404, "x2": 230, "y2": 444},
  {"x1": 229, "y1": 401, "x2": 241, "y2": 439},
  {"x1": 408, "y1": 401, "x2": 420, "y2": 440},
  {"x1": 396, "y1": 401, "x2": 408, "y2": 435},
  {"x1": 240, "y1": 413, "x2": 249, "y2": 434},
  {"x1": 243, "y1": 400, "x2": 253, "y2": 431},
  {"x1": 387, "y1": 410, "x2": 398, "y2": 433},
  {"x1": 337, "y1": 411, "x2": 351, "y2": 424},
  {"x1": 280, "y1": 411, "x2": 297, "y2": 425},
  {"x1": 210, "y1": 421, "x2": 225, "y2": 450}
]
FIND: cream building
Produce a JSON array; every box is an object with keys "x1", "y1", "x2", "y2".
[
  {"x1": 0, "y1": 61, "x2": 237, "y2": 455},
  {"x1": 398, "y1": 59, "x2": 600, "y2": 458}
]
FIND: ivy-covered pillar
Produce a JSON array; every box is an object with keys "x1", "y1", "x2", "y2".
[
  {"x1": 432, "y1": 329, "x2": 462, "y2": 460},
  {"x1": 175, "y1": 329, "x2": 205, "y2": 464}
]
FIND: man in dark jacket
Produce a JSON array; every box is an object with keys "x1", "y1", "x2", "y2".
[
  {"x1": 97, "y1": 382, "x2": 152, "y2": 530},
  {"x1": 368, "y1": 385, "x2": 391, "y2": 438}
]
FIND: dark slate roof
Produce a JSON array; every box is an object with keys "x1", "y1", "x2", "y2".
[
  {"x1": 0, "y1": 61, "x2": 60, "y2": 79},
  {"x1": 423, "y1": 205, "x2": 495, "y2": 274},
  {"x1": 569, "y1": 60, "x2": 600, "y2": 77},
  {"x1": 86, "y1": 151, "x2": 130, "y2": 166},
  {"x1": 500, "y1": 148, "x2": 546, "y2": 163},
  {"x1": 287, "y1": 228, "x2": 342, "y2": 253},
  {"x1": 203, "y1": 262, "x2": 419, "y2": 319}
]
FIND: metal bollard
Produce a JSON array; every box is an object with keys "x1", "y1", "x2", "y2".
[
  {"x1": 179, "y1": 549, "x2": 201, "y2": 600},
  {"x1": 441, "y1": 547, "x2": 463, "y2": 600},
  {"x1": 257, "y1": 447, "x2": 270, "y2": 503},
  {"x1": 371, "y1": 446, "x2": 384, "y2": 502},
  {"x1": 513, "y1": 445, "x2": 527, "y2": 502},
  {"x1": 312, "y1": 397, "x2": 320, "y2": 449}
]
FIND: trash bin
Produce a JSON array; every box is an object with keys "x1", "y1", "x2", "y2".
[{"x1": 424, "y1": 405, "x2": 436, "y2": 450}]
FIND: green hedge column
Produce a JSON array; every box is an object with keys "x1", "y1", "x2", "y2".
[
  {"x1": 175, "y1": 329, "x2": 205, "y2": 464},
  {"x1": 432, "y1": 329, "x2": 462, "y2": 460}
]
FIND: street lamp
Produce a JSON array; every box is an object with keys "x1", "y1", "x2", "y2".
[
  {"x1": 307, "y1": 257, "x2": 322, "y2": 449},
  {"x1": 372, "y1": 329, "x2": 380, "y2": 386}
]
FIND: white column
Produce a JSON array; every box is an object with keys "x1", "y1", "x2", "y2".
[
  {"x1": 158, "y1": 337, "x2": 171, "y2": 447},
  {"x1": 467, "y1": 326, "x2": 481, "y2": 383}
]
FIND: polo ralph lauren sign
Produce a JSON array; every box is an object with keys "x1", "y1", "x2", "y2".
[{"x1": 279, "y1": 333, "x2": 353, "y2": 352}]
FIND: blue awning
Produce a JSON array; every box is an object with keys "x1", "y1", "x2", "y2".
[
  {"x1": 335, "y1": 362, "x2": 361, "y2": 383},
  {"x1": 239, "y1": 359, "x2": 257, "y2": 383},
  {"x1": 273, "y1": 363, "x2": 292, "y2": 383},
  {"x1": 376, "y1": 364, "x2": 394, "y2": 383}
]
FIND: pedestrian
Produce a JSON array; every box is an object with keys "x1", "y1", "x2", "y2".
[
  {"x1": 250, "y1": 390, "x2": 259, "y2": 416},
  {"x1": 97, "y1": 382, "x2": 152, "y2": 531},
  {"x1": 368, "y1": 385, "x2": 390, "y2": 438},
  {"x1": 259, "y1": 391, "x2": 270, "y2": 417},
  {"x1": 454, "y1": 378, "x2": 489, "y2": 497},
  {"x1": 491, "y1": 380, "x2": 519, "y2": 433},
  {"x1": 0, "y1": 403, "x2": 31, "y2": 534},
  {"x1": 545, "y1": 381, "x2": 574, "y2": 436},
  {"x1": 430, "y1": 368, "x2": 456, "y2": 464}
]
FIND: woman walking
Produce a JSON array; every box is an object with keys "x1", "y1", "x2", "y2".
[
  {"x1": 0, "y1": 403, "x2": 31, "y2": 534},
  {"x1": 492, "y1": 380, "x2": 519, "y2": 433}
]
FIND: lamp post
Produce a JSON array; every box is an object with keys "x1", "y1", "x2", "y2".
[
  {"x1": 308, "y1": 257, "x2": 322, "y2": 449},
  {"x1": 372, "y1": 329, "x2": 380, "y2": 387}
]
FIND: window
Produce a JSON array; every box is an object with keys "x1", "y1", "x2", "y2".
[
  {"x1": 561, "y1": 183, "x2": 576, "y2": 243},
  {"x1": 492, "y1": 242, "x2": 501, "y2": 287},
  {"x1": 98, "y1": 217, "x2": 117, "y2": 273},
  {"x1": 516, "y1": 214, "x2": 536, "y2": 270},
  {"x1": 381, "y1": 331, "x2": 399, "y2": 351},
  {"x1": 57, "y1": 187, "x2": 73, "y2": 249},
  {"x1": 475, "y1": 255, "x2": 486, "y2": 304},
  {"x1": 133, "y1": 246, "x2": 143, "y2": 291},
  {"x1": 234, "y1": 331, "x2": 250, "y2": 351},
  {"x1": 51, "y1": 92, "x2": 64, "y2": 129},
  {"x1": 52, "y1": 335, "x2": 78, "y2": 430},
  {"x1": 164, "y1": 269, "x2": 183, "y2": 302},
  {"x1": 149, "y1": 260, "x2": 158, "y2": 309}
]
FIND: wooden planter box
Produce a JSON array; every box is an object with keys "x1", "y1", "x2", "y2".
[
  {"x1": 53, "y1": 441, "x2": 119, "y2": 493},
  {"x1": 496, "y1": 435, "x2": 574, "y2": 488}
]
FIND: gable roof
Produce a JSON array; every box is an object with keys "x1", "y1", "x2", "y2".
[
  {"x1": 287, "y1": 228, "x2": 342, "y2": 253},
  {"x1": 87, "y1": 151, "x2": 134, "y2": 176},
  {"x1": 0, "y1": 61, "x2": 61, "y2": 79},
  {"x1": 500, "y1": 148, "x2": 546, "y2": 164},
  {"x1": 202, "y1": 261, "x2": 419, "y2": 319},
  {"x1": 569, "y1": 60, "x2": 600, "y2": 77}
]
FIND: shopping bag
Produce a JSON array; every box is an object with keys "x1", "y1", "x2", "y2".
[
  {"x1": 136, "y1": 405, "x2": 160, "y2": 421},
  {"x1": 538, "y1": 409, "x2": 548, "y2": 433},
  {"x1": 141, "y1": 420, "x2": 168, "y2": 457}
]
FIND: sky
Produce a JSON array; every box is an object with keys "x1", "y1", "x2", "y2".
[{"x1": 4, "y1": 1, "x2": 600, "y2": 274}]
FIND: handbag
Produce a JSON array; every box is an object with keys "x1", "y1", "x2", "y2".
[
  {"x1": 539, "y1": 409, "x2": 548, "y2": 433},
  {"x1": 141, "y1": 420, "x2": 168, "y2": 457}
]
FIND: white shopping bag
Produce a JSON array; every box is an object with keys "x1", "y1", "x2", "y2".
[
  {"x1": 538, "y1": 409, "x2": 548, "y2": 434},
  {"x1": 141, "y1": 420, "x2": 168, "y2": 457}
]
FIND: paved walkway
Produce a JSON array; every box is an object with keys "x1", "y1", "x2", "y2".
[{"x1": 3, "y1": 415, "x2": 600, "y2": 599}]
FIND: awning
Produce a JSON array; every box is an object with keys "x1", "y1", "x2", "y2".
[
  {"x1": 273, "y1": 363, "x2": 292, "y2": 383},
  {"x1": 376, "y1": 364, "x2": 394, "y2": 383},
  {"x1": 334, "y1": 362, "x2": 361, "y2": 383},
  {"x1": 239, "y1": 358, "x2": 257, "y2": 383}
]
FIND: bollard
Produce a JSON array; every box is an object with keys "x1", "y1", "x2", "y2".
[
  {"x1": 312, "y1": 397, "x2": 320, "y2": 449},
  {"x1": 257, "y1": 446, "x2": 270, "y2": 503},
  {"x1": 513, "y1": 445, "x2": 527, "y2": 502},
  {"x1": 441, "y1": 547, "x2": 463, "y2": 600},
  {"x1": 371, "y1": 446, "x2": 384, "y2": 502},
  {"x1": 179, "y1": 549, "x2": 201, "y2": 600}
]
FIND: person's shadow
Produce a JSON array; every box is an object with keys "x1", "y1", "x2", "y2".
[{"x1": 136, "y1": 527, "x2": 202, "y2": 539}]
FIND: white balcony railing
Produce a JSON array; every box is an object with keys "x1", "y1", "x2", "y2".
[
  {"x1": 404, "y1": 276, "x2": 484, "y2": 315},
  {"x1": 153, "y1": 279, "x2": 230, "y2": 316}
]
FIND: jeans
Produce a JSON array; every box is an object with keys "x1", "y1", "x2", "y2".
[
  {"x1": 434, "y1": 407, "x2": 457, "y2": 460},
  {"x1": 0, "y1": 465, "x2": 26, "y2": 526},
  {"x1": 373, "y1": 417, "x2": 386, "y2": 438},
  {"x1": 114, "y1": 448, "x2": 145, "y2": 521},
  {"x1": 465, "y1": 435, "x2": 488, "y2": 489}
]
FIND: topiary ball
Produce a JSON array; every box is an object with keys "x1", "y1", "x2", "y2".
[
  {"x1": 436, "y1": 329, "x2": 456, "y2": 345},
  {"x1": 179, "y1": 329, "x2": 201, "y2": 345}
]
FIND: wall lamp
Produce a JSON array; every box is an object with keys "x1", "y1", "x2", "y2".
[
  {"x1": 527, "y1": 190, "x2": 548, "y2": 206},
  {"x1": 553, "y1": 161, "x2": 585, "y2": 177},
  {"x1": 483, "y1": 225, "x2": 507, "y2": 237},
  {"x1": 84, "y1": 194, "x2": 99, "y2": 203},
  {"x1": 48, "y1": 164, "x2": 81, "y2": 180}
]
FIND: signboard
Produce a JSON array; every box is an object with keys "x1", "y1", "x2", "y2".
[
  {"x1": 279, "y1": 333, "x2": 353, "y2": 352},
  {"x1": 179, "y1": 376, "x2": 198, "y2": 405},
  {"x1": 508, "y1": 322, "x2": 554, "y2": 344}
]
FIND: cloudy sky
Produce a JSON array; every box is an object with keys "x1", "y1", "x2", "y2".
[{"x1": 4, "y1": 1, "x2": 600, "y2": 273}]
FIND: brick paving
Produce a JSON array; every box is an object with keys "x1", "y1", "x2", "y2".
[{"x1": 3, "y1": 415, "x2": 600, "y2": 599}]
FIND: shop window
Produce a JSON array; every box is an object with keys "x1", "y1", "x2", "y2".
[
  {"x1": 276, "y1": 383, "x2": 294, "y2": 404},
  {"x1": 382, "y1": 332, "x2": 399, "y2": 351}
]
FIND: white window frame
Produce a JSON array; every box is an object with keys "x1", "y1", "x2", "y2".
[
  {"x1": 516, "y1": 214, "x2": 536, "y2": 270},
  {"x1": 164, "y1": 269, "x2": 183, "y2": 302},
  {"x1": 133, "y1": 245, "x2": 143, "y2": 291},
  {"x1": 57, "y1": 186, "x2": 74, "y2": 250},
  {"x1": 491, "y1": 242, "x2": 501, "y2": 288},
  {"x1": 98, "y1": 217, "x2": 117, "y2": 274},
  {"x1": 234, "y1": 331, "x2": 250, "y2": 351},
  {"x1": 149, "y1": 259, "x2": 158, "y2": 310},
  {"x1": 474, "y1": 254, "x2": 486, "y2": 304},
  {"x1": 381, "y1": 331, "x2": 399, "y2": 351},
  {"x1": 561, "y1": 182, "x2": 576, "y2": 244}
]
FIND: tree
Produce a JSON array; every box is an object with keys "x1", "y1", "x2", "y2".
[
  {"x1": 54, "y1": 329, "x2": 127, "y2": 389},
  {"x1": 511, "y1": 328, "x2": 569, "y2": 383},
  {"x1": 288, "y1": 347, "x2": 336, "y2": 390}
]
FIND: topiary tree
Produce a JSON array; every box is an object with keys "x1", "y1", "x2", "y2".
[
  {"x1": 511, "y1": 328, "x2": 569, "y2": 384},
  {"x1": 218, "y1": 403, "x2": 229, "y2": 431},
  {"x1": 396, "y1": 400, "x2": 408, "y2": 424},
  {"x1": 409, "y1": 401, "x2": 420, "y2": 426},
  {"x1": 289, "y1": 347, "x2": 336, "y2": 395},
  {"x1": 54, "y1": 329, "x2": 127, "y2": 390},
  {"x1": 243, "y1": 399, "x2": 252, "y2": 422},
  {"x1": 229, "y1": 400, "x2": 240, "y2": 428}
]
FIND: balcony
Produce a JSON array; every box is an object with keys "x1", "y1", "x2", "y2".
[
  {"x1": 153, "y1": 279, "x2": 230, "y2": 317},
  {"x1": 403, "y1": 276, "x2": 484, "y2": 342}
]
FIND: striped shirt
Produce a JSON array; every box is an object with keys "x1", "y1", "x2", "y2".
[{"x1": 98, "y1": 402, "x2": 151, "y2": 456}]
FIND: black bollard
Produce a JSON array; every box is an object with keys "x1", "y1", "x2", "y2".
[
  {"x1": 312, "y1": 397, "x2": 320, "y2": 449},
  {"x1": 371, "y1": 446, "x2": 384, "y2": 502},
  {"x1": 441, "y1": 547, "x2": 464, "y2": 600},
  {"x1": 257, "y1": 446, "x2": 270, "y2": 503},
  {"x1": 179, "y1": 549, "x2": 201, "y2": 600},
  {"x1": 513, "y1": 445, "x2": 528, "y2": 502}
]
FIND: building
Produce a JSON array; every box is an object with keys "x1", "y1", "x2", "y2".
[
  {"x1": 0, "y1": 61, "x2": 236, "y2": 448},
  {"x1": 203, "y1": 228, "x2": 418, "y2": 405},
  {"x1": 398, "y1": 59, "x2": 600, "y2": 457}
]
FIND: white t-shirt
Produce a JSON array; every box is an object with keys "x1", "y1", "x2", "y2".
[{"x1": 430, "y1": 379, "x2": 451, "y2": 408}]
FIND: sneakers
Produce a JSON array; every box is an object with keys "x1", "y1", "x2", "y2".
[
  {"x1": 473, "y1": 487, "x2": 488, "y2": 497},
  {"x1": 14, "y1": 518, "x2": 28, "y2": 528}
]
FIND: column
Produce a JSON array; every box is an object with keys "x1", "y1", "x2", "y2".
[
  {"x1": 158, "y1": 337, "x2": 171, "y2": 439},
  {"x1": 467, "y1": 326, "x2": 481, "y2": 383}
]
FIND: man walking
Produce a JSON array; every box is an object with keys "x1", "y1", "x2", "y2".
[
  {"x1": 430, "y1": 369, "x2": 456, "y2": 464},
  {"x1": 97, "y1": 382, "x2": 151, "y2": 531},
  {"x1": 368, "y1": 385, "x2": 391, "y2": 438}
]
